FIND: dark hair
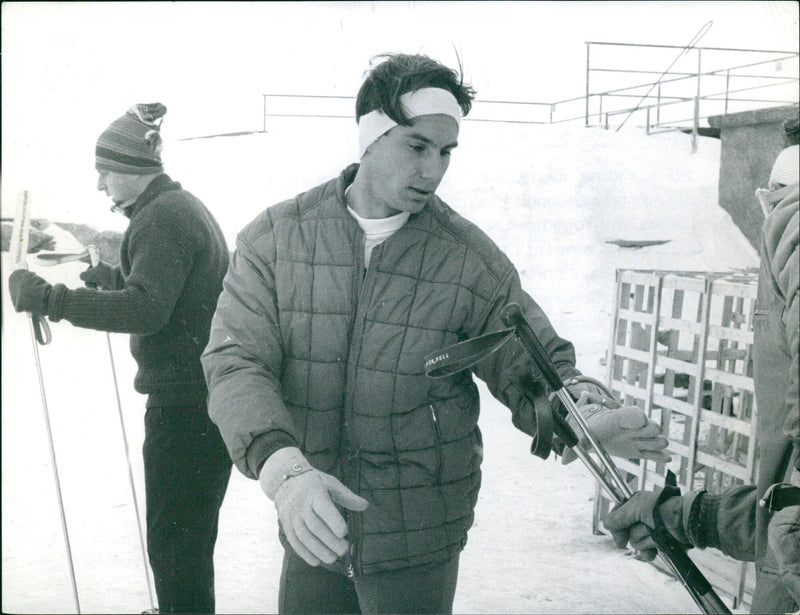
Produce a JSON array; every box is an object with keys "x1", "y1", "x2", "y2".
[{"x1": 355, "y1": 53, "x2": 476, "y2": 125}]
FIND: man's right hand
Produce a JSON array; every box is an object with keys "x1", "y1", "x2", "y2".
[
  {"x1": 79, "y1": 261, "x2": 117, "y2": 289},
  {"x1": 259, "y1": 447, "x2": 369, "y2": 566}
]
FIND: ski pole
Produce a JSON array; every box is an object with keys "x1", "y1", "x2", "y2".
[
  {"x1": 499, "y1": 302, "x2": 732, "y2": 615},
  {"x1": 28, "y1": 318, "x2": 82, "y2": 613},
  {"x1": 86, "y1": 245, "x2": 156, "y2": 611},
  {"x1": 10, "y1": 191, "x2": 80, "y2": 613}
]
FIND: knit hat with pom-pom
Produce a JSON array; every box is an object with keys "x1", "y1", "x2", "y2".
[{"x1": 95, "y1": 103, "x2": 167, "y2": 174}]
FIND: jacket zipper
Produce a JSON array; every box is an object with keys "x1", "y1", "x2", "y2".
[
  {"x1": 430, "y1": 404, "x2": 444, "y2": 484},
  {"x1": 343, "y1": 231, "x2": 380, "y2": 577}
]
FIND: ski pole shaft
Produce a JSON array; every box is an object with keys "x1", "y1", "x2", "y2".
[
  {"x1": 86, "y1": 245, "x2": 156, "y2": 610},
  {"x1": 28, "y1": 317, "x2": 81, "y2": 613},
  {"x1": 10, "y1": 191, "x2": 52, "y2": 345},
  {"x1": 499, "y1": 303, "x2": 731, "y2": 615}
]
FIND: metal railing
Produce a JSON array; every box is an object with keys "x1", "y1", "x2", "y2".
[
  {"x1": 262, "y1": 43, "x2": 798, "y2": 140},
  {"x1": 582, "y1": 41, "x2": 798, "y2": 150}
]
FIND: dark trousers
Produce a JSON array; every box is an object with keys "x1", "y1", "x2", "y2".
[
  {"x1": 143, "y1": 404, "x2": 232, "y2": 614},
  {"x1": 278, "y1": 548, "x2": 460, "y2": 614}
]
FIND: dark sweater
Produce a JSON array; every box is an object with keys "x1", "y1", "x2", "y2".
[{"x1": 49, "y1": 174, "x2": 229, "y2": 407}]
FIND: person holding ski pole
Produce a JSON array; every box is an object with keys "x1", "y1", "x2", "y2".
[
  {"x1": 604, "y1": 118, "x2": 800, "y2": 614},
  {"x1": 8, "y1": 103, "x2": 233, "y2": 614},
  {"x1": 200, "y1": 52, "x2": 671, "y2": 614}
]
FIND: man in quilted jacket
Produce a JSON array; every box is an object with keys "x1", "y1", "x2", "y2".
[
  {"x1": 605, "y1": 119, "x2": 799, "y2": 614},
  {"x1": 202, "y1": 53, "x2": 670, "y2": 614}
]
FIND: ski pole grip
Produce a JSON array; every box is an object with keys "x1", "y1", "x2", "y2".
[
  {"x1": 87, "y1": 244, "x2": 100, "y2": 268},
  {"x1": 500, "y1": 303, "x2": 566, "y2": 392}
]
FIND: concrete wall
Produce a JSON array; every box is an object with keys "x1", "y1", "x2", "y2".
[{"x1": 708, "y1": 105, "x2": 798, "y2": 249}]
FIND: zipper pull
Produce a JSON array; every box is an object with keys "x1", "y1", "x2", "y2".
[{"x1": 346, "y1": 543, "x2": 356, "y2": 578}]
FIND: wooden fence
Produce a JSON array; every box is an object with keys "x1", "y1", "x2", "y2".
[{"x1": 593, "y1": 268, "x2": 760, "y2": 610}]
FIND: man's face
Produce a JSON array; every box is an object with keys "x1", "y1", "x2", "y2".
[
  {"x1": 359, "y1": 114, "x2": 459, "y2": 217},
  {"x1": 96, "y1": 170, "x2": 144, "y2": 206}
]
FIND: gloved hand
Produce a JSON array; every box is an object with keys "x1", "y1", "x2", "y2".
[
  {"x1": 79, "y1": 261, "x2": 117, "y2": 290},
  {"x1": 585, "y1": 403, "x2": 671, "y2": 461},
  {"x1": 603, "y1": 490, "x2": 691, "y2": 561},
  {"x1": 562, "y1": 390, "x2": 671, "y2": 464},
  {"x1": 8, "y1": 269, "x2": 52, "y2": 314},
  {"x1": 260, "y1": 447, "x2": 369, "y2": 567}
]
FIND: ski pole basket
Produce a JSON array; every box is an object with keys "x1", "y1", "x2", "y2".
[{"x1": 596, "y1": 268, "x2": 760, "y2": 610}]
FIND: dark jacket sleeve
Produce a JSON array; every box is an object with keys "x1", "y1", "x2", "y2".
[
  {"x1": 201, "y1": 220, "x2": 298, "y2": 479},
  {"x1": 470, "y1": 263, "x2": 581, "y2": 438},
  {"x1": 688, "y1": 486, "x2": 759, "y2": 561}
]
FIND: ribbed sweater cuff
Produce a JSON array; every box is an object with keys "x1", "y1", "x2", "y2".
[
  {"x1": 47, "y1": 284, "x2": 68, "y2": 322},
  {"x1": 686, "y1": 491, "x2": 720, "y2": 549}
]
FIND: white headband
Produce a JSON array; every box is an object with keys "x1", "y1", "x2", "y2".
[{"x1": 357, "y1": 87, "x2": 462, "y2": 158}]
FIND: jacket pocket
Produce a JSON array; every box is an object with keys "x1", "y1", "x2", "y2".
[
  {"x1": 429, "y1": 404, "x2": 444, "y2": 484},
  {"x1": 753, "y1": 299, "x2": 770, "y2": 320}
]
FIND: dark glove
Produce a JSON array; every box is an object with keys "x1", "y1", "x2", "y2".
[
  {"x1": 79, "y1": 261, "x2": 116, "y2": 289},
  {"x1": 8, "y1": 269, "x2": 53, "y2": 314},
  {"x1": 603, "y1": 490, "x2": 692, "y2": 561}
]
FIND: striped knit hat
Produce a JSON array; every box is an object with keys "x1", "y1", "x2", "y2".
[{"x1": 95, "y1": 103, "x2": 167, "y2": 174}]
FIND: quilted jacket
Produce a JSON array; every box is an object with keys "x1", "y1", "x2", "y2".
[{"x1": 202, "y1": 164, "x2": 582, "y2": 575}]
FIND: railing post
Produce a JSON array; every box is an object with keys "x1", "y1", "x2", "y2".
[
  {"x1": 657, "y1": 83, "x2": 661, "y2": 127},
  {"x1": 262, "y1": 94, "x2": 267, "y2": 132},
  {"x1": 646, "y1": 107, "x2": 651, "y2": 135},
  {"x1": 692, "y1": 48, "x2": 702, "y2": 153},
  {"x1": 585, "y1": 43, "x2": 591, "y2": 126},
  {"x1": 598, "y1": 94, "x2": 603, "y2": 124},
  {"x1": 724, "y1": 69, "x2": 730, "y2": 116}
]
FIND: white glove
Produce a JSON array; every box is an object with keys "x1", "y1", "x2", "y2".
[
  {"x1": 562, "y1": 390, "x2": 671, "y2": 464},
  {"x1": 259, "y1": 447, "x2": 369, "y2": 566}
]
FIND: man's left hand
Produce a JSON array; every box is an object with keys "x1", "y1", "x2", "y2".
[
  {"x1": 8, "y1": 269, "x2": 52, "y2": 314},
  {"x1": 563, "y1": 390, "x2": 670, "y2": 463},
  {"x1": 587, "y1": 404, "x2": 671, "y2": 461}
]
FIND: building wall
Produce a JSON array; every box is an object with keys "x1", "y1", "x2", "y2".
[{"x1": 708, "y1": 105, "x2": 798, "y2": 249}]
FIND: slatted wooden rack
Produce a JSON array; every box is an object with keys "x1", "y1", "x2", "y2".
[{"x1": 593, "y1": 268, "x2": 760, "y2": 610}]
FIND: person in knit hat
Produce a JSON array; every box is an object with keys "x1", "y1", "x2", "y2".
[
  {"x1": 9, "y1": 103, "x2": 233, "y2": 614},
  {"x1": 96, "y1": 103, "x2": 167, "y2": 174}
]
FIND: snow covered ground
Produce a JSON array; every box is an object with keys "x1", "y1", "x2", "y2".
[{"x1": 2, "y1": 121, "x2": 759, "y2": 614}]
